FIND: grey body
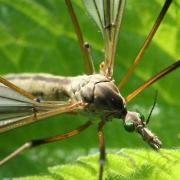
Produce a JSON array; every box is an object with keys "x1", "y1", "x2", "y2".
[
  {"x1": 5, "y1": 73, "x2": 126, "y2": 119},
  {"x1": 3, "y1": 73, "x2": 161, "y2": 149}
]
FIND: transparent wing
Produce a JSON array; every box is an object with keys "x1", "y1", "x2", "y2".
[
  {"x1": 0, "y1": 83, "x2": 77, "y2": 133},
  {"x1": 83, "y1": 0, "x2": 126, "y2": 78},
  {"x1": 0, "y1": 103, "x2": 84, "y2": 134},
  {"x1": 0, "y1": 85, "x2": 38, "y2": 120},
  {"x1": 0, "y1": 75, "x2": 85, "y2": 133}
]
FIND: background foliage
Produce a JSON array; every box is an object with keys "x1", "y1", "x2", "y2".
[{"x1": 0, "y1": 0, "x2": 179, "y2": 179}]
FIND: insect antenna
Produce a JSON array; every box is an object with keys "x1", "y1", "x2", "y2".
[{"x1": 146, "y1": 91, "x2": 158, "y2": 125}]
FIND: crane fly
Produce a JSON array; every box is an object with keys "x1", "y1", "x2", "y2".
[{"x1": 0, "y1": 0, "x2": 179, "y2": 179}]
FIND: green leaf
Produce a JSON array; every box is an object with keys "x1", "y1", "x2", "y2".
[
  {"x1": 14, "y1": 149, "x2": 180, "y2": 180},
  {"x1": 0, "y1": 0, "x2": 179, "y2": 179}
]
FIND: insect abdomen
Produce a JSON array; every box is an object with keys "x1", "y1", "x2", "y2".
[{"x1": 4, "y1": 73, "x2": 71, "y2": 101}]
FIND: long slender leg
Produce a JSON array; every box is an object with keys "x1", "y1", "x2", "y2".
[
  {"x1": 0, "y1": 121, "x2": 92, "y2": 166},
  {"x1": 98, "y1": 121, "x2": 106, "y2": 180},
  {"x1": 126, "y1": 60, "x2": 180, "y2": 103},
  {"x1": 65, "y1": 0, "x2": 95, "y2": 74},
  {"x1": 118, "y1": 0, "x2": 172, "y2": 89}
]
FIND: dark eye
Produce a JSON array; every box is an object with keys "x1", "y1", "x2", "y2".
[
  {"x1": 138, "y1": 112, "x2": 145, "y2": 122},
  {"x1": 124, "y1": 120, "x2": 135, "y2": 132}
]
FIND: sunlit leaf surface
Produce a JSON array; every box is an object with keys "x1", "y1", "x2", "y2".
[
  {"x1": 12, "y1": 149, "x2": 180, "y2": 180},
  {"x1": 0, "y1": 0, "x2": 179, "y2": 178}
]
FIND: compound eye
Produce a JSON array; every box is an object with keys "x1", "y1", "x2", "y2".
[
  {"x1": 138, "y1": 112, "x2": 145, "y2": 122},
  {"x1": 124, "y1": 120, "x2": 135, "y2": 132}
]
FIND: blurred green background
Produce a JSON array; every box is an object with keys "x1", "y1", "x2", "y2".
[{"x1": 0, "y1": 0, "x2": 179, "y2": 178}]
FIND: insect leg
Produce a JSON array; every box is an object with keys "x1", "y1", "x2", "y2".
[
  {"x1": 65, "y1": 0, "x2": 95, "y2": 74},
  {"x1": 126, "y1": 60, "x2": 180, "y2": 103},
  {"x1": 98, "y1": 121, "x2": 106, "y2": 180},
  {"x1": 118, "y1": 0, "x2": 172, "y2": 89},
  {"x1": 0, "y1": 120, "x2": 92, "y2": 166}
]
